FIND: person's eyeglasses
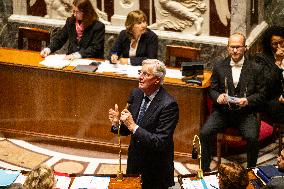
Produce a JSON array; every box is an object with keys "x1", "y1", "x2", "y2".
[
  {"x1": 228, "y1": 45, "x2": 245, "y2": 50},
  {"x1": 271, "y1": 41, "x2": 284, "y2": 47},
  {"x1": 138, "y1": 70, "x2": 153, "y2": 78}
]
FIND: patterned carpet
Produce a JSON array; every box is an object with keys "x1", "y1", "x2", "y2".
[{"x1": 0, "y1": 136, "x2": 281, "y2": 188}]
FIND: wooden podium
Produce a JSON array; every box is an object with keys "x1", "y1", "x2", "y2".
[{"x1": 108, "y1": 175, "x2": 142, "y2": 189}]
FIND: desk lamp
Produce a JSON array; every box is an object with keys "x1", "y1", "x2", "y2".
[{"x1": 192, "y1": 135, "x2": 203, "y2": 179}]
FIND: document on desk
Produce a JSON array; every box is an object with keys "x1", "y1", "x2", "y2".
[
  {"x1": 96, "y1": 61, "x2": 183, "y2": 79},
  {"x1": 0, "y1": 169, "x2": 20, "y2": 186},
  {"x1": 70, "y1": 176, "x2": 110, "y2": 189},
  {"x1": 55, "y1": 175, "x2": 71, "y2": 189},
  {"x1": 96, "y1": 61, "x2": 141, "y2": 78},
  {"x1": 40, "y1": 54, "x2": 71, "y2": 69},
  {"x1": 13, "y1": 173, "x2": 26, "y2": 184},
  {"x1": 166, "y1": 68, "x2": 183, "y2": 79},
  {"x1": 182, "y1": 175, "x2": 219, "y2": 189}
]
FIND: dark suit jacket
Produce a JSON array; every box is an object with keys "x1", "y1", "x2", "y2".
[
  {"x1": 48, "y1": 17, "x2": 105, "y2": 58},
  {"x1": 112, "y1": 87, "x2": 179, "y2": 188},
  {"x1": 110, "y1": 29, "x2": 158, "y2": 66},
  {"x1": 209, "y1": 56, "x2": 266, "y2": 113},
  {"x1": 255, "y1": 52, "x2": 283, "y2": 100}
]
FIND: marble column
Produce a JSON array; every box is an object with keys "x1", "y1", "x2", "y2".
[{"x1": 230, "y1": 0, "x2": 264, "y2": 36}]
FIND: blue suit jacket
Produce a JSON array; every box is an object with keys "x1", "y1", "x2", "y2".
[
  {"x1": 110, "y1": 29, "x2": 158, "y2": 66},
  {"x1": 112, "y1": 87, "x2": 179, "y2": 188},
  {"x1": 48, "y1": 17, "x2": 105, "y2": 58}
]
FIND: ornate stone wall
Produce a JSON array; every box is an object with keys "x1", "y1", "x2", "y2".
[
  {"x1": 264, "y1": 0, "x2": 284, "y2": 27},
  {"x1": 0, "y1": 0, "x2": 13, "y2": 47}
]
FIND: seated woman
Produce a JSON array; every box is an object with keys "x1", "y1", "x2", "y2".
[
  {"x1": 23, "y1": 164, "x2": 55, "y2": 189},
  {"x1": 40, "y1": 0, "x2": 105, "y2": 60},
  {"x1": 218, "y1": 162, "x2": 248, "y2": 189},
  {"x1": 254, "y1": 26, "x2": 284, "y2": 124},
  {"x1": 110, "y1": 10, "x2": 158, "y2": 66}
]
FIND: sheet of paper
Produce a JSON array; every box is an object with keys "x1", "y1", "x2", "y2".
[
  {"x1": 182, "y1": 175, "x2": 219, "y2": 189},
  {"x1": 69, "y1": 59, "x2": 96, "y2": 67},
  {"x1": 55, "y1": 175, "x2": 71, "y2": 189},
  {"x1": 0, "y1": 169, "x2": 20, "y2": 186},
  {"x1": 13, "y1": 174, "x2": 27, "y2": 184},
  {"x1": 166, "y1": 68, "x2": 183, "y2": 79},
  {"x1": 96, "y1": 61, "x2": 141, "y2": 78},
  {"x1": 70, "y1": 176, "x2": 110, "y2": 189},
  {"x1": 89, "y1": 177, "x2": 110, "y2": 189},
  {"x1": 39, "y1": 54, "x2": 71, "y2": 69}
]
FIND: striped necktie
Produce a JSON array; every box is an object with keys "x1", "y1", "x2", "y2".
[{"x1": 136, "y1": 96, "x2": 150, "y2": 125}]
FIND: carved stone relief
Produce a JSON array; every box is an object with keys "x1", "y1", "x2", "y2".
[
  {"x1": 213, "y1": 0, "x2": 230, "y2": 26},
  {"x1": 111, "y1": 0, "x2": 139, "y2": 26},
  {"x1": 44, "y1": 0, "x2": 72, "y2": 19},
  {"x1": 148, "y1": 0, "x2": 208, "y2": 35}
]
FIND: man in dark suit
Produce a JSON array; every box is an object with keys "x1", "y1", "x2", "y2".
[
  {"x1": 200, "y1": 33, "x2": 266, "y2": 171},
  {"x1": 108, "y1": 59, "x2": 179, "y2": 189}
]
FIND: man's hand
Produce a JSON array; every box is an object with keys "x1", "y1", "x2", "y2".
[
  {"x1": 279, "y1": 95, "x2": 284, "y2": 103},
  {"x1": 217, "y1": 93, "x2": 228, "y2": 104},
  {"x1": 275, "y1": 44, "x2": 284, "y2": 66},
  {"x1": 120, "y1": 109, "x2": 136, "y2": 133},
  {"x1": 40, "y1": 48, "x2": 51, "y2": 57},
  {"x1": 109, "y1": 104, "x2": 120, "y2": 126},
  {"x1": 111, "y1": 54, "x2": 119, "y2": 64},
  {"x1": 237, "y1": 98, "x2": 248, "y2": 107}
]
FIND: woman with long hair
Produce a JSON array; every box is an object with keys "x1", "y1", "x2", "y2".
[
  {"x1": 255, "y1": 26, "x2": 284, "y2": 123},
  {"x1": 41, "y1": 0, "x2": 105, "y2": 60}
]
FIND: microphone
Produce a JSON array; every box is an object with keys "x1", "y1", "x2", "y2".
[{"x1": 192, "y1": 144, "x2": 198, "y2": 159}]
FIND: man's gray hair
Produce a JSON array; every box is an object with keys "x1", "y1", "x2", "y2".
[{"x1": 142, "y1": 59, "x2": 166, "y2": 84}]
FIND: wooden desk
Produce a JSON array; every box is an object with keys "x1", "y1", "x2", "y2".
[{"x1": 0, "y1": 48, "x2": 211, "y2": 158}]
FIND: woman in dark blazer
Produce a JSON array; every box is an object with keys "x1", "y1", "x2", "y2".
[
  {"x1": 110, "y1": 10, "x2": 158, "y2": 66},
  {"x1": 40, "y1": 0, "x2": 105, "y2": 60},
  {"x1": 254, "y1": 26, "x2": 284, "y2": 123}
]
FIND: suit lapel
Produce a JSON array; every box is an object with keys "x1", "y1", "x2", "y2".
[
  {"x1": 138, "y1": 87, "x2": 164, "y2": 127},
  {"x1": 236, "y1": 58, "x2": 250, "y2": 94},
  {"x1": 133, "y1": 91, "x2": 144, "y2": 122},
  {"x1": 223, "y1": 59, "x2": 235, "y2": 93}
]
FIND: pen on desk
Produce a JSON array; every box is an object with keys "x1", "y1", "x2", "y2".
[{"x1": 210, "y1": 184, "x2": 219, "y2": 189}]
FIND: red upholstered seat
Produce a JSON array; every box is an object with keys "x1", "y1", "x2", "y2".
[
  {"x1": 222, "y1": 121, "x2": 274, "y2": 147},
  {"x1": 206, "y1": 97, "x2": 275, "y2": 165}
]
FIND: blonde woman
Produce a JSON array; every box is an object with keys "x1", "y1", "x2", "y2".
[
  {"x1": 23, "y1": 164, "x2": 55, "y2": 189},
  {"x1": 110, "y1": 10, "x2": 158, "y2": 66}
]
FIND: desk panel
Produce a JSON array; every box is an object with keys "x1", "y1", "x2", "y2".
[{"x1": 0, "y1": 48, "x2": 210, "y2": 158}]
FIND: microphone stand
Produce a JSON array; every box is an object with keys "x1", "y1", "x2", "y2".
[
  {"x1": 116, "y1": 103, "x2": 129, "y2": 181},
  {"x1": 192, "y1": 135, "x2": 203, "y2": 179},
  {"x1": 116, "y1": 120, "x2": 124, "y2": 181}
]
